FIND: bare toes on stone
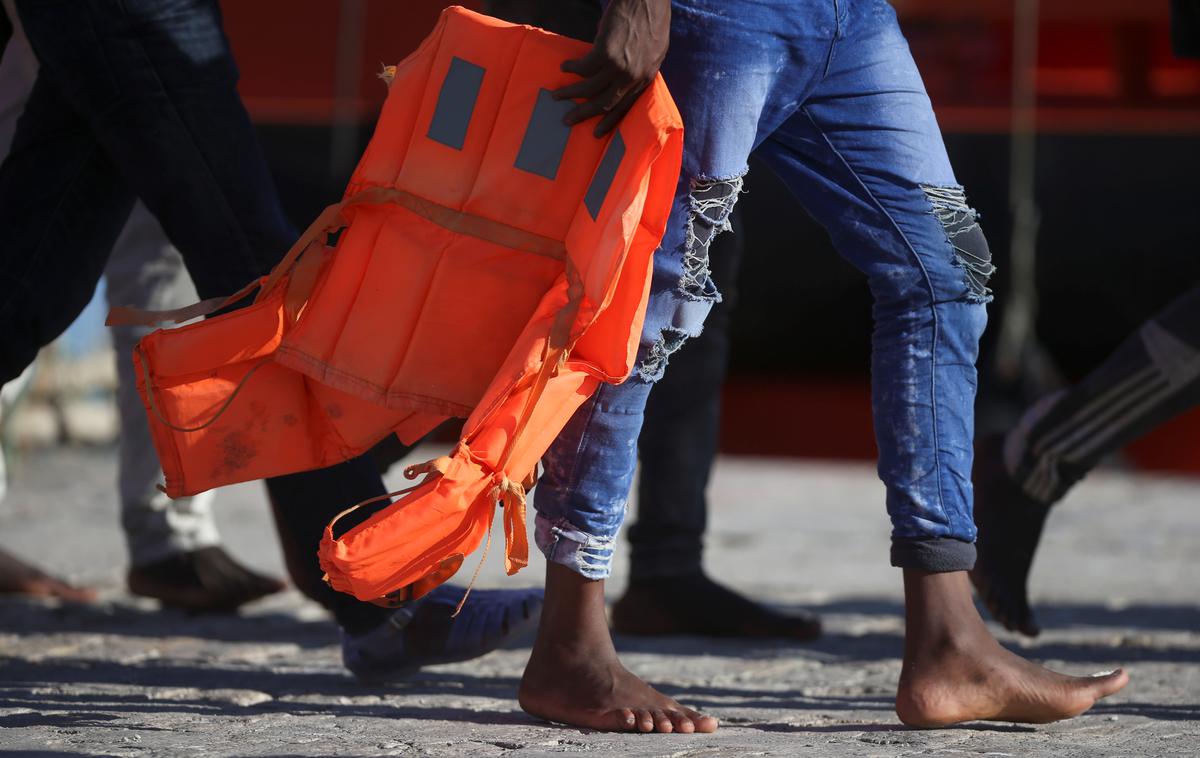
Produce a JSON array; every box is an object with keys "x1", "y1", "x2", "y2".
[
  {"x1": 686, "y1": 708, "x2": 719, "y2": 733},
  {"x1": 667, "y1": 709, "x2": 695, "y2": 733},
  {"x1": 1087, "y1": 669, "x2": 1129, "y2": 699},
  {"x1": 636, "y1": 709, "x2": 655, "y2": 733}
]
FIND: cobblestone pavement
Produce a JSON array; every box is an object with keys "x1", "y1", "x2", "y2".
[{"x1": 1, "y1": 448, "x2": 1197, "y2": 757}]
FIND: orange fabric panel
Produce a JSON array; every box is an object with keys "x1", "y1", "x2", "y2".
[
  {"x1": 392, "y1": 17, "x2": 525, "y2": 210},
  {"x1": 463, "y1": 31, "x2": 601, "y2": 241}
]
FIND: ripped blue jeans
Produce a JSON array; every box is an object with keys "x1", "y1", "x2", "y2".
[{"x1": 534, "y1": 0, "x2": 994, "y2": 578}]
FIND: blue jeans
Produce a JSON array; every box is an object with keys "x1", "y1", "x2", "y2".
[{"x1": 535, "y1": 0, "x2": 993, "y2": 578}]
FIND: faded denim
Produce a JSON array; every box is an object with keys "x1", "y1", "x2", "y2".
[{"x1": 534, "y1": 0, "x2": 993, "y2": 578}]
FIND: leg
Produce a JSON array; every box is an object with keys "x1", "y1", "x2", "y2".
[
  {"x1": 614, "y1": 211, "x2": 821, "y2": 639},
  {"x1": 520, "y1": 177, "x2": 730, "y2": 734},
  {"x1": 628, "y1": 223, "x2": 741, "y2": 582},
  {"x1": 1, "y1": 5, "x2": 10, "y2": 56},
  {"x1": 520, "y1": 0, "x2": 822, "y2": 729},
  {"x1": 0, "y1": 19, "x2": 97, "y2": 604},
  {"x1": 759, "y1": 0, "x2": 1125, "y2": 724},
  {"x1": 265, "y1": 455, "x2": 396, "y2": 633},
  {"x1": 0, "y1": 67, "x2": 134, "y2": 383},
  {"x1": 16, "y1": 0, "x2": 293, "y2": 298},
  {"x1": 973, "y1": 283, "x2": 1200, "y2": 634},
  {"x1": 106, "y1": 202, "x2": 285, "y2": 611},
  {"x1": 521, "y1": 561, "x2": 714, "y2": 733},
  {"x1": 267, "y1": 456, "x2": 543, "y2": 681},
  {"x1": 898, "y1": 570, "x2": 1127, "y2": 727}
]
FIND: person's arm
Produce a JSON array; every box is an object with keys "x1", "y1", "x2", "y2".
[{"x1": 551, "y1": 0, "x2": 670, "y2": 137}]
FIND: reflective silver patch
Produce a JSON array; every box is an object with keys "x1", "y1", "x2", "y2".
[
  {"x1": 584, "y1": 132, "x2": 625, "y2": 220},
  {"x1": 515, "y1": 89, "x2": 574, "y2": 180},
  {"x1": 427, "y1": 57, "x2": 485, "y2": 150}
]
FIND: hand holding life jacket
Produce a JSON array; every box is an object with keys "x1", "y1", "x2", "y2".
[{"x1": 111, "y1": 6, "x2": 683, "y2": 604}]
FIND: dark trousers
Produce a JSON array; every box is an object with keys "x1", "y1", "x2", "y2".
[
  {"x1": 629, "y1": 220, "x2": 743, "y2": 578},
  {"x1": 0, "y1": 0, "x2": 388, "y2": 633},
  {"x1": 1008, "y1": 284, "x2": 1200, "y2": 505}
]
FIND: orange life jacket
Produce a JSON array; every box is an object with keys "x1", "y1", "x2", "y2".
[{"x1": 112, "y1": 5, "x2": 683, "y2": 605}]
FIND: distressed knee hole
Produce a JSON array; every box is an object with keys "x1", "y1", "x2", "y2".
[
  {"x1": 681, "y1": 175, "x2": 743, "y2": 301},
  {"x1": 637, "y1": 328, "x2": 689, "y2": 383},
  {"x1": 921, "y1": 184, "x2": 995, "y2": 303}
]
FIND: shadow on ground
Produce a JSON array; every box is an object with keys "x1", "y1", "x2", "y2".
[
  {"x1": 810, "y1": 598, "x2": 1200, "y2": 634},
  {"x1": 3, "y1": 593, "x2": 1197, "y2": 662},
  {"x1": 615, "y1": 598, "x2": 1200, "y2": 664},
  {"x1": 0, "y1": 595, "x2": 337, "y2": 648}
]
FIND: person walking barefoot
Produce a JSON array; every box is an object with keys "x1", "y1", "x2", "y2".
[{"x1": 516, "y1": 0, "x2": 1127, "y2": 732}]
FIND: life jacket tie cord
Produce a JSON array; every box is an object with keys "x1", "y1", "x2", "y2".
[
  {"x1": 135, "y1": 346, "x2": 272, "y2": 434},
  {"x1": 319, "y1": 451, "x2": 457, "y2": 585},
  {"x1": 448, "y1": 463, "x2": 538, "y2": 617},
  {"x1": 325, "y1": 451, "x2": 457, "y2": 540}
]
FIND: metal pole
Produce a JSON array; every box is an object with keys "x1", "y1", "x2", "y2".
[
  {"x1": 995, "y1": 0, "x2": 1044, "y2": 384},
  {"x1": 329, "y1": 0, "x2": 368, "y2": 184}
]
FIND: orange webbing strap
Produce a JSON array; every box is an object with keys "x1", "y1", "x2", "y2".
[
  {"x1": 387, "y1": 189, "x2": 567, "y2": 262},
  {"x1": 107, "y1": 187, "x2": 568, "y2": 329},
  {"x1": 480, "y1": 262, "x2": 585, "y2": 576},
  {"x1": 105, "y1": 277, "x2": 264, "y2": 328},
  {"x1": 449, "y1": 465, "x2": 538, "y2": 617},
  {"x1": 103, "y1": 201, "x2": 345, "y2": 330},
  {"x1": 134, "y1": 346, "x2": 272, "y2": 433},
  {"x1": 283, "y1": 240, "x2": 329, "y2": 325}
]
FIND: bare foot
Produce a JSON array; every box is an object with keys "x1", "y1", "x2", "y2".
[
  {"x1": 896, "y1": 570, "x2": 1128, "y2": 727},
  {"x1": 0, "y1": 548, "x2": 96, "y2": 603},
  {"x1": 518, "y1": 563, "x2": 718, "y2": 733}
]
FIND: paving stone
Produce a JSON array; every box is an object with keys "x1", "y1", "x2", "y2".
[{"x1": 0, "y1": 448, "x2": 1197, "y2": 756}]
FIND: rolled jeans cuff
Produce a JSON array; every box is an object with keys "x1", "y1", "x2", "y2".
[
  {"x1": 890, "y1": 537, "x2": 976, "y2": 573},
  {"x1": 534, "y1": 514, "x2": 617, "y2": 580}
]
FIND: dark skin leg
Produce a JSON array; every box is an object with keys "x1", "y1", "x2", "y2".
[
  {"x1": 896, "y1": 570, "x2": 1128, "y2": 727},
  {"x1": 518, "y1": 562, "x2": 719, "y2": 733}
]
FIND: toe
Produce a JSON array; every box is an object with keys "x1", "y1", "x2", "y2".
[
  {"x1": 636, "y1": 709, "x2": 655, "y2": 733},
  {"x1": 684, "y1": 708, "x2": 719, "y2": 733},
  {"x1": 1087, "y1": 668, "x2": 1129, "y2": 699},
  {"x1": 651, "y1": 708, "x2": 674, "y2": 733},
  {"x1": 666, "y1": 708, "x2": 695, "y2": 733},
  {"x1": 610, "y1": 708, "x2": 638, "y2": 731}
]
